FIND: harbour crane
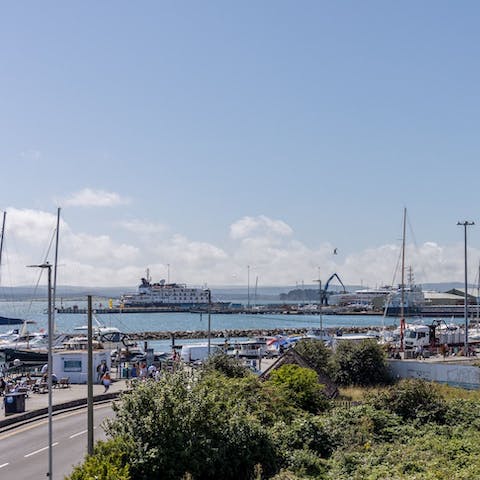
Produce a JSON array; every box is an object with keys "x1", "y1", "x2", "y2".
[{"x1": 321, "y1": 273, "x2": 347, "y2": 305}]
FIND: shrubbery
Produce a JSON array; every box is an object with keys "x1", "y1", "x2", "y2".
[
  {"x1": 367, "y1": 378, "x2": 447, "y2": 423},
  {"x1": 330, "y1": 339, "x2": 391, "y2": 386},
  {"x1": 67, "y1": 345, "x2": 480, "y2": 480}
]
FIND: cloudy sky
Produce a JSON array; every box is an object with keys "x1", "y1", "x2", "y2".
[{"x1": 1, "y1": 2, "x2": 480, "y2": 288}]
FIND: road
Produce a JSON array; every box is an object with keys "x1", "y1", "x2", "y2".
[{"x1": 0, "y1": 403, "x2": 114, "y2": 479}]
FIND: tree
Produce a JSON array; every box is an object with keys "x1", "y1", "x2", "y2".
[
  {"x1": 200, "y1": 351, "x2": 250, "y2": 378},
  {"x1": 68, "y1": 437, "x2": 132, "y2": 480},
  {"x1": 269, "y1": 364, "x2": 330, "y2": 413},
  {"x1": 102, "y1": 371, "x2": 279, "y2": 480},
  {"x1": 294, "y1": 339, "x2": 332, "y2": 376},
  {"x1": 330, "y1": 340, "x2": 390, "y2": 386}
]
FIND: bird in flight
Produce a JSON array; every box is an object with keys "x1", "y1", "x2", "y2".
[{"x1": 333, "y1": 248, "x2": 338, "y2": 255}]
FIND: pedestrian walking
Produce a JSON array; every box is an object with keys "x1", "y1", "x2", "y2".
[{"x1": 101, "y1": 371, "x2": 111, "y2": 393}]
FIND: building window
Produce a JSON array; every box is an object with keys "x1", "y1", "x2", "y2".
[{"x1": 64, "y1": 360, "x2": 82, "y2": 372}]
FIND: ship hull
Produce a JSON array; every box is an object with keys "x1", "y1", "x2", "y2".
[{"x1": 384, "y1": 306, "x2": 423, "y2": 317}]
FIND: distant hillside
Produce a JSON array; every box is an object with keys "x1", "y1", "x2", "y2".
[{"x1": 0, "y1": 282, "x2": 470, "y2": 302}]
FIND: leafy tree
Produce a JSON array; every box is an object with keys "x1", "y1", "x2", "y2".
[
  {"x1": 103, "y1": 371, "x2": 279, "y2": 480},
  {"x1": 330, "y1": 340, "x2": 390, "y2": 386},
  {"x1": 200, "y1": 351, "x2": 250, "y2": 378},
  {"x1": 198, "y1": 372, "x2": 297, "y2": 425},
  {"x1": 269, "y1": 364, "x2": 330, "y2": 413},
  {"x1": 67, "y1": 436, "x2": 132, "y2": 480},
  {"x1": 294, "y1": 339, "x2": 332, "y2": 376}
]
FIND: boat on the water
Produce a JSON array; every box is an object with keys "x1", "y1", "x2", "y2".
[
  {"x1": 384, "y1": 283, "x2": 425, "y2": 317},
  {"x1": 120, "y1": 271, "x2": 213, "y2": 308},
  {"x1": 0, "y1": 315, "x2": 25, "y2": 325}
]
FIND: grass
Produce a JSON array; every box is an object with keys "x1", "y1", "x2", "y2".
[
  {"x1": 337, "y1": 386, "x2": 383, "y2": 401},
  {"x1": 338, "y1": 382, "x2": 480, "y2": 402}
]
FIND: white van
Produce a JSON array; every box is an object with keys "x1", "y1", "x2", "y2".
[{"x1": 180, "y1": 343, "x2": 222, "y2": 363}]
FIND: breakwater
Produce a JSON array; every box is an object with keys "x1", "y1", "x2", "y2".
[{"x1": 126, "y1": 325, "x2": 384, "y2": 341}]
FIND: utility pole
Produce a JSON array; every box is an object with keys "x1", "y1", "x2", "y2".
[
  {"x1": 400, "y1": 208, "x2": 406, "y2": 352},
  {"x1": 458, "y1": 221, "x2": 475, "y2": 355},
  {"x1": 87, "y1": 295, "x2": 94, "y2": 455},
  {"x1": 207, "y1": 289, "x2": 211, "y2": 356}
]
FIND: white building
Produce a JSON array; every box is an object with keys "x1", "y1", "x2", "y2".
[{"x1": 52, "y1": 349, "x2": 111, "y2": 384}]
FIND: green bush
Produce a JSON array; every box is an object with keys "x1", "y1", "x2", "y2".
[
  {"x1": 269, "y1": 364, "x2": 330, "y2": 413},
  {"x1": 330, "y1": 340, "x2": 390, "y2": 386},
  {"x1": 367, "y1": 379, "x2": 447, "y2": 423},
  {"x1": 103, "y1": 371, "x2": 279, "y2": 480},
  {"x1": 67, "y1": 437, "x2": 132, "y2": 480},
  {"x1": 271, "y1": 415, "x2": 333, "y2": 459},
  {"x1": 287, "y1": 449, "x2": 327, "y2": 478},
  {"x1": 294, "y1": 339, "x2": 332, "y2": 376},
  {"x1": 200, "y1": 351, "x2": 250, "y2": 378}
]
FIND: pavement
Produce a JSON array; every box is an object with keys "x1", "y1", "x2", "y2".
[{"x1": 0, "y1": 374, "x2": 129, "y2": 430}]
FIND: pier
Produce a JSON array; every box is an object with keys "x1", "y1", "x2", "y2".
[{"x1": 55, "y1": 304, "x2": 381, "y2": 315}]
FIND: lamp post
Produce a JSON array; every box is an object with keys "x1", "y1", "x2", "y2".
[
  {"x1": 457, "y1": 221, "x2": 475, "y2": 356},
  {"x1": 28, "y1": 262, "x2": 53, "y2": 478}
]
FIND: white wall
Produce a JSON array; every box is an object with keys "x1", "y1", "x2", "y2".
[
  {"x1": 52, "y1": 350, "x2": 111, "y2": 384},
  {"x1": 388, "y1": 359, "x2": 480, "y2": 390}
]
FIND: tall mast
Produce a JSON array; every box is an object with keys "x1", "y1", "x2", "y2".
[
  {"x1": 52, "y1": 207, "x2": 61, "y2": 334},
  {"x1": 400, "y1": 207, "x2": 406, "y2": 351},
  {"x1": 315, "y1": 267, "x2": 323, "y2": 330},
  {"x1": 477, "y1": 260, "x2": 480, "y2": 323},
  {"x1": 0, "y1": 211, "x2": 6, "y2": 282}
]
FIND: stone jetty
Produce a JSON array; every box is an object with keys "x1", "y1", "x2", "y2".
[{"x1": 127, "y1": 325, "x2": 385, "y2": 341}]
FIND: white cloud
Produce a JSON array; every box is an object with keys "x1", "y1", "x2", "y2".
[
  {"x1": 230, "y1": 215, "x2": 293, "y2": 240},
  {"x1": 0, "y1": 209, "x2": 475, "y2": 288},
  {"x1": 64, "y1": 188, "x2": 131, "y2": 207}
]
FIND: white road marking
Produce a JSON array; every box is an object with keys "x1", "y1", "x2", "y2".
[
  {"x1": 69, "y1": 426, "x2": 98, "y2": 439},
  {"x1": 0, "y1": 402, "x2": 111, "y2": 441},
  {"x1": 24, "y1": 442, "x2": 59, "y2": 458},
  {"x1": 0, "y1": 463, "x2": 9, "y2": 468}
]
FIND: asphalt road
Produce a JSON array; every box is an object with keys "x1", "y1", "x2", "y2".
[{"x1": 0, "y1": 403, "x2": 114, "y2": 479}]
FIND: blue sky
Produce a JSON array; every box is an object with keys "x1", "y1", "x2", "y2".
[{"x1": 1, "y1": 1, "x2": 480, "y2": 287}]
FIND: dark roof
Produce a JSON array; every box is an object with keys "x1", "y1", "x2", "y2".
[{"x1": 260, "y1": 348, "x2": 338, "y2": 399}]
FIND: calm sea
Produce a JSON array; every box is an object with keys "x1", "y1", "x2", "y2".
[{"x1": 0, "y1": 299, "x2": 400, "y2": 336}]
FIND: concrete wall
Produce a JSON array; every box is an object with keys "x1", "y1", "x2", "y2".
[{"x1": 388, "y1": 359, "x2": 480, "y2": 390}]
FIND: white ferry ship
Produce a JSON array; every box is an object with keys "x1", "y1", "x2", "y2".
[{"x1": 120, "y1": 275, "x2": 211, "y2": 308}]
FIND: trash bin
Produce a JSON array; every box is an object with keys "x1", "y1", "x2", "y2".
[{"x1": 4, "y1": 392, "x2": 26, "y2": 415}]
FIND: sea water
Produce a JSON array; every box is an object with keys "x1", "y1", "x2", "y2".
[{"x1": 0, "y1": 299, "x2": 400, "y2": 335}]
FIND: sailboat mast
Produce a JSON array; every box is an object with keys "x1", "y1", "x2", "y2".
[
  {"x1": 0, "y1": 211, "x2": 6, "y2": 279},
  {"x1": 400, "y1": 207, "x2": 407, "y2": 351},
  {"x1": 52, "y1": 207, "x2": 61, "y2": 333}
]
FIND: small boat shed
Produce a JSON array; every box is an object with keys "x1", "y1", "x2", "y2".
[{"x1": 52, "y1": 349, "x2": 111, "y2": 384}]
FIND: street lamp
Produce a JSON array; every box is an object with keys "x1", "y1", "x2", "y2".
[
  {"x1": 28, "y1": 262, "x2": 53, "y2": 478},
  {"x1": 457, "y1": 221, "x2": 475, "y2": 356}
]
